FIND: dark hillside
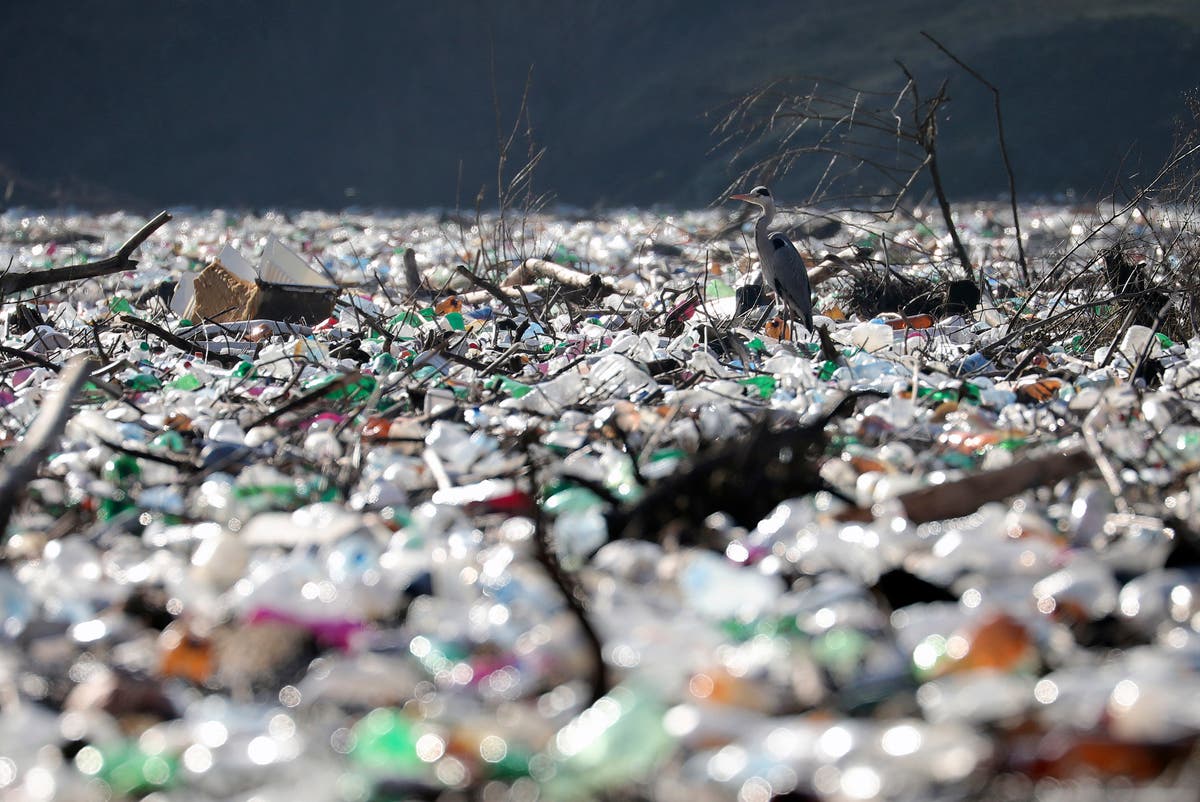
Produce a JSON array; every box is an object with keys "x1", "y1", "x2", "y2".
[{"x1": 1, "y1": 0, "x2": 1198, "y2": 209}]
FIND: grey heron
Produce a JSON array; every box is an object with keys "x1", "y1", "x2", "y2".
[{"x1": 731, "y1": 186, "x2": 813, "y2": 331}]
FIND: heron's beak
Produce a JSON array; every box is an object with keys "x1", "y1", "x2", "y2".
[{"x1": 730, "y1": 193, "x2": 755, "y2": 203}]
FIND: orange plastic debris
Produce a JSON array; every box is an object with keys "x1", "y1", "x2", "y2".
[
  {"x1": 954, "y1": 612, "x2": 1036, "y2": 673},
  {"x1": 1029, "y1": 735, "x2": 1177, "y2": 781},
  {"x1": 848, "y1": 453, "x2": 891, "y2": 474},
  {"x1": 435, "y1": 295, "x2": 463, "y2": 315},
  {"x1": 158, "y1": 624, "x2": 215, "y2": 685},
  {"x1": 164, "y1": 412, "x2": 194, "y2": 432},
  {"x1": 361, "y1": 416, "x2": 393, "y2": 442},
  {"x1": 1016, "y1": 378, "x2": 1063, "y2": 404},
  {"x1": 938, "y1": 429, "x2": 1023, "y2": 453},
  {"x1": 883, "y1": 313, "x2": 934, "y2": 330},
  {"x1": 764, "y1": 317, "x2": 793, "y2": 340}
]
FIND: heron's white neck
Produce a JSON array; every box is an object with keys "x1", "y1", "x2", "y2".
[
  {"x1": 753, "y1": 202, "x2": 776, "y2": 274},
  {"x1": 753, "y1": 201, "x2": 775, "y2": 228}
]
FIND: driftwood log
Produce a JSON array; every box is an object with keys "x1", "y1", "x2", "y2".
[
  {"x1": 502, "y1": 258, "x2": 616, "y2": 293},
  {"x1": 841, "y1": 447, "x2": 1095, "y2": 524},
  {"x1": 808, "y1": 245, "x2": 873, "y2": 287},
  {"x1": 456, "y1": 284, "x2": 541, "y2": 307}
]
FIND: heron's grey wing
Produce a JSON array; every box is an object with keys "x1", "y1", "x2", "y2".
[{"x1": 768, "y1": 233, "x2": 813, "y2": 329}]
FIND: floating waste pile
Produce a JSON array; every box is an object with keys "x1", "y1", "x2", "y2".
[{"x1": 0, "y1": 203, "x2": 1199, "y2": 800}]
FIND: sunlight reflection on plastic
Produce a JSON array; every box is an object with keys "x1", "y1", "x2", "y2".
[
  {"x1": 663, "y1": 705, "x2": 700, "y2": 738},
  {"x1": 818, "y1": 725, "x2": 853, "y2": 759},
  {"x1": 480, "y1": 735, "x2": 507, "y2": 763},
  {"x1": 416, "y1": 733, "x2": 446, "y2": 762},
  {"x1": 555, "y1": 695, "x2": 622, "y2": 758},
  {"x1": 880, "y1": 723, "x2": 922, "y2": 756},
  {"x1": 913, "y1": 635, "x2": 946, "y2": 671},
  {"x1": 197, "y1": 720, "x2": 229, "y2": 748},
  {"x1": 1034, "y1": 679, "x2": 1059, "y2": 704},
  {"x1": 247, "y1": 736, "x2": 278, "y2": 765},
  {"x1": 840, "y1": 765, "x2": 882, "y2": 800},
  {"x1": 1111, "y1": 679, "x2": 1140, "y2": 710},
  {"x1": 739, "y1": 776, "x2": 773, "y2": 802},
  {"x1": 707, "y1": 745, "x2": 748, "y2": 783},
  {"x1": 74, "y1": 746, "x2": 103, "y2": 775},
  {"x1": 183, "y1": 744, "x2": 213, "y2": 774}
]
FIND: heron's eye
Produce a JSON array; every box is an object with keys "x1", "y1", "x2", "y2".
[{"x1": 755, "y1": 187, "x2": 770, "y2": 197}]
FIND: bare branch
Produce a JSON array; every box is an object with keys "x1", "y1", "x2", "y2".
[
  {"x1": 0, "y1": 355, "x2": 96, "y2": 538},
  {"x1": 922, "y1": 31, "x2": 1029, "y2": 284},
  {"x1": 0, "y1": 211, "x2": 171, "y2": 296}
]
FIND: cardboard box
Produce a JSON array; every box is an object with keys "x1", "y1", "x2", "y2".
[{"x1": 173, "y1": 237, "x2": 338, "y2": 324}]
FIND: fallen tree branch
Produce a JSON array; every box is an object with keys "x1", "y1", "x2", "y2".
[
  {"x1": 0, "y1": 343, "x2": 60, "y2": 372},
  {"x1": 119, "y1": 314, "x2": 242, "y2": 368},
  {"x1": 0, "y1": 211, "x2": 171, "y2": 296},
  {"x1": 0, "y1": 355, "x2": 96, "y2": 538},
  {"x1": 845, "y1": 446, "x2": 1095, "y2": 524}
]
